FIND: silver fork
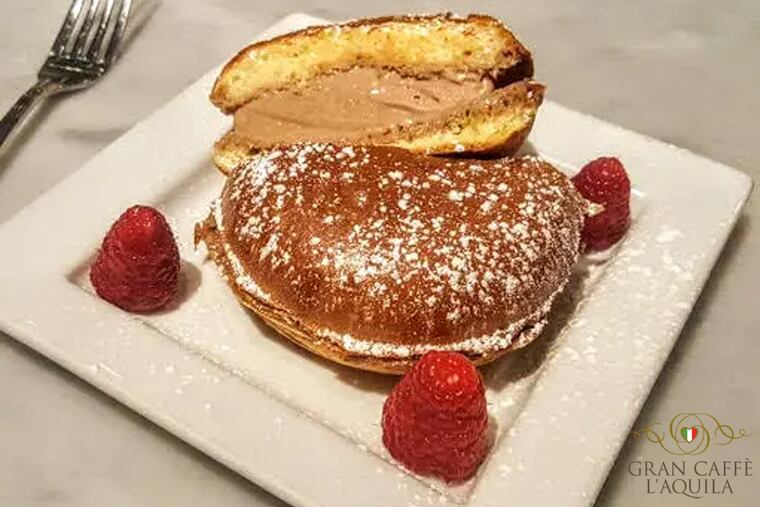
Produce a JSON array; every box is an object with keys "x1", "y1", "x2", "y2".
[{"x1": 0, "y1": 0, "x2": 132, "y2": 148}]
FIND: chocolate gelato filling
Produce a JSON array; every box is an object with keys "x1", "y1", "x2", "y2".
[{"x1": 232, "y1": 67, "x2": 494, "y2": 144}]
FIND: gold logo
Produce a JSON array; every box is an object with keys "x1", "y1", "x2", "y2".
[{"x1": 631, "y1": 412, "x2": 750, "y2": 455}]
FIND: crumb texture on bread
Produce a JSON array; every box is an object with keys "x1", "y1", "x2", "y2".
[{"x1": 211, "y1": 14, "x2": 532, "y2": 113}]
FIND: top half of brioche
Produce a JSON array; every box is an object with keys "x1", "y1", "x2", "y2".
[{"x1": 210, "y1": 13, "x2": 534, "y2": 114}]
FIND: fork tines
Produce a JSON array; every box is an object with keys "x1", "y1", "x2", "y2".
[{"x1": 50, "y1": 0, "x2": 131, "y2": 66}]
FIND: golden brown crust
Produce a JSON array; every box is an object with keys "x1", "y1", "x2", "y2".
[
  {"x1": 212, "y1": 80, "x2": 545, "y2": 175},
  {"x1": 210, "y1": 13, "x2": 533, "y2": 113},
  {"x1": 196, "y1": 144, "x2": 584, "y2": 374}
]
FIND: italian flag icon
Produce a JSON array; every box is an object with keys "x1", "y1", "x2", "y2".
[{"x1": 681, "y1": 426, "x2": 698, "y2": 442}]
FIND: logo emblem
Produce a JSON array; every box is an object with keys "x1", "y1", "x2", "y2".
[
  {"x1": 680, "y1": 426, "x2": 699, "y2": 443},
  {"x1": 632, "y1": 412, "x2": 749, "y2": 455}
]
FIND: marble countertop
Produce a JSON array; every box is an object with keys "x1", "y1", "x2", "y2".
[{"x1": 1, "y1": 1, "x2": 758, "y2": 505}]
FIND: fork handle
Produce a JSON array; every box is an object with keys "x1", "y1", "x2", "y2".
[{"x1": 0, "y1": 79, "x2": 61, "y2": 149}]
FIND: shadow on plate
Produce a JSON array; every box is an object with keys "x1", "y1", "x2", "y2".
[
  {"x1": 482, "y1": 260, "x2": 595, "y2": 392},
  {"x1": 237, "y1": 303, "x2": 398, "y2": 394}
]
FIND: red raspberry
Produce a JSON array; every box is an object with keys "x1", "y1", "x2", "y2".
[
  {"x1": 90, "y1": 205, "x2": 180, "y2": 313},
  {"x1": 572, "y1": 156, "x2": 631, "y2": 251},
  {"x1": 382, "y1": 351, "x2": 489, "y2": 482}
]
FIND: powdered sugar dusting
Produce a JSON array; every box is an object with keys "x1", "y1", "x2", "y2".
[
  {"x1": 212, "y1": 199, "x2": 272, "y2": 302},
  {"x1": 202, "y1": 143, "x2": 584, "y2": 358},
  {"x1": 313, "y1": 278, "x2": 566, "y2": 357}
]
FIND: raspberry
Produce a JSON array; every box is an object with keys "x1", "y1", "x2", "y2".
[
  {"x1": 572, "y1": 157, "x2": 631, "y2": 251},
  {"x1": 382, "y1": 351, "x2": 489, "y2": 482},
  {"x1": 90, "y1": 205, "x2": 180, "y2": 313}
]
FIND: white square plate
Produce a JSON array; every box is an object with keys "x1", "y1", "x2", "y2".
[{"x1": 0, "y1": 13, "x2": 751, "y2": 507}]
